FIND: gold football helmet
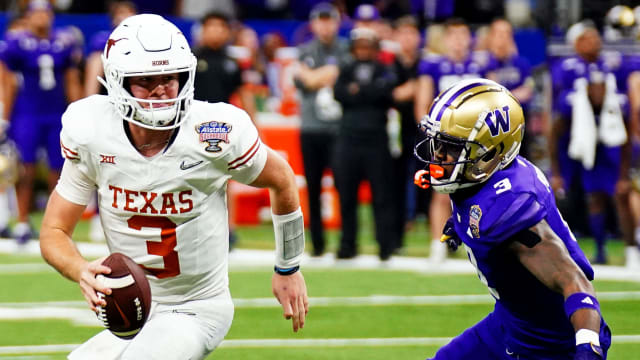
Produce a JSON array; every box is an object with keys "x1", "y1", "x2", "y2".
[{"x1": 414, "y1": 78, "x2": 524, "y2": 193}]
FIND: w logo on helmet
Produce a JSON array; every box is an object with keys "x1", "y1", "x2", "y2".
[{"x1": 484, "y1": 106, "x2": 510, "y2": 137}]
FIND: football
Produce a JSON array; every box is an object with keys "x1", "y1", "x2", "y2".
[{"x1": 95, "y1": 252, "x2": 152, "y2": 339}]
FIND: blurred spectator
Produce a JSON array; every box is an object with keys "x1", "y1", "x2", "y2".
[
  {"x1": 177, "y1": 0, "x2": 235, "y2": 20},
  {"x1": 352, "y1": 5, "x2": 396, "y2": 65},
  {"x1": 414, "y1": 18, "x2": 494, "y2": 262},
  {"x1": 550, "y1": 21, "x2": 638, "y2": 267},
  {"x1": 0, "y1": 0, "x2": 82, "y2": 244},
  {"x1": 487, "y1": 19, "x2": 533, "y2": 105},
  {"x1": 294, "y1": 2, "x2": 347, "y2": 256},
  {"x1": 486, "y1": 18, "x2": 534, "y2": 157},
  {"x1": 424, "y1": 23, "x2": 446, "y2": 55},
  {"x1": 193, "y1": 11, "x2": 256, "y2": 120},
  {"x1": 390, "y1": 15, "x2": 421, "y2": 252},
  {"x1": 234, "y1": 26, "x2": 266, "y2": 86},
  {"x1": 262, "y1": 32, "x2": 288, "y2": 99},
  {"x1": 353, "y1": 4, "x2": 380, "y2": 31},
  {"x1": 84, "y1": 1, "x2": 137, "y2": 97},
  {"x1": 333, "y1": 27, "x2": 398, "y2": 260}
]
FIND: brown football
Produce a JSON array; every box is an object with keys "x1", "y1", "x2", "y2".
[{"x1": 96, "y1": 252, "x2": 152, "y2": 339}]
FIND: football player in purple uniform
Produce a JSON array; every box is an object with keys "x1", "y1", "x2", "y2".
[
  {"x1": 550, "y1": 21, "x2": 637, "y2": 266},
  {"x1": 414, "y1": 78, "x2": 610, "y2": 359},
  {"x1": 0, "y1": 0, "x2": 82, "y2": 243},
  {"x1": 415, "y1": 18, "x2": 496, "y2": 262}
]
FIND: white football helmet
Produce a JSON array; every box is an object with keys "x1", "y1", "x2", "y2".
[{"x1": 100, "y1": 14, "x2": 197, "y2": 129}]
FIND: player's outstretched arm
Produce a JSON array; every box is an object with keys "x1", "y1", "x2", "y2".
[
  {"x1": 510, "y1": 220, "x2": 604, "y2": 358},
  {"x1": 250, "y1": 148, "x2": 309, "y2": 332},
  {"x1": 40, "y1": 191, "x2": 112, "y2": 312}
]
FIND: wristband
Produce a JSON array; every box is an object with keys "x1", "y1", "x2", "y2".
[
  {"x1": 274, "y1": 265, "x2": 300, "y2": 276},
  {"x1": 576, "y1": 329, "x2": 601, "y2": 347},
  {"x1": 272, "y1": 207, "x2": 305, "y2": 268},
  {"x1": 565, "y1": 293, "x2": 600, "y2": 319}
]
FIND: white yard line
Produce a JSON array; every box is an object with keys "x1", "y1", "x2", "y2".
[
  {"x1": 2, "y1": 239, "x2": 639, "y2": 281},
  {"x1": 2, "y1": 335, "x2": 640, "y2": 354},
  {"x1": 0, "y1": 291, "x2": 638, "y2": 327},
  {"x1": 1, "y1": 291, "x2": 639, "y2": 311}
]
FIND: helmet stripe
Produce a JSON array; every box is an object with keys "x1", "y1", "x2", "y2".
[{"x1": 429, "y1": 79, "x2": 497, "y2": 123}]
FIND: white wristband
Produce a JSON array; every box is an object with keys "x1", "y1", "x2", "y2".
[
  {"x1": 576, "y1": 329, "x2": 600, "y2": 346},
  {"x1": 272, "y1": 207, "x2": 304, "y2": 268}
]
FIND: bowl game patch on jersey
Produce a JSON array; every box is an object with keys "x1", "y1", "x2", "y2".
[
  {"x1": 196, "y1": 121, "x2": 231, "y2": 152},
  {"x1": 469, "y1": 205, "x2": 482, "y2": 238}
]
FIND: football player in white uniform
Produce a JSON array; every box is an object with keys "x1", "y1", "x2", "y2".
[{"x1": 39, "y1": 14, "x2": 308, "y2": 360}]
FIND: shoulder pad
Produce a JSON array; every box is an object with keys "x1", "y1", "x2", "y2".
[
  {"x1": 475, "y1": 190, "x2": 547, "y2": 243},
  {"x1": 60, "y1": 96, "x2": 107, "y2": 159}
]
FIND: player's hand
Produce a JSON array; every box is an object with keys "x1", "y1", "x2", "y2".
[
  {"x1": 272, "y1": 271, "x2": 309, "y2": 332},
  {"x1": 440, "y1": 217, "x2": 462, "y2": 252},
  {"x1": 78, "y1": 257, "x2": 112, "y2": 312},
  {"x1": 574, "y1": 343, "x2": 603, "y2": 359}
]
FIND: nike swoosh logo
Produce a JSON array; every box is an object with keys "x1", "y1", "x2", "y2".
[
  {"x1": 180, "y1": 160, "x2": 203, "y2": 170},
  {"x1": 114, "y1": 300, "x2": 131, "y2": 329}
]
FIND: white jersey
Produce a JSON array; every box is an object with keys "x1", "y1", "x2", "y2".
[{"x1": 57, "y1": 95, "x2": 267, "y2": 303}]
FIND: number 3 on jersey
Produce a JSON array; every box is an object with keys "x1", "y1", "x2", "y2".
[
  {"x1": 464, "y1": 244, "x2": 501, "y2": 299},
  {"x1": 128, "y1": 215, "x2": 180, "y2": 279}
]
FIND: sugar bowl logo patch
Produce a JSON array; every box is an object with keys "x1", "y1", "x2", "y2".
[
  {"x1": 469, "y1": 205, "x2": 482, "y2": 238},
  {"x1": 196, "y1": 121, "x2": 232, "y2": 152}
]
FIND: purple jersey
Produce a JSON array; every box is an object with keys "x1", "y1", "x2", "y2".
[
  {"x1": 418, "y1": 51, "x2": 496, "y2": 94},
  {"x1": 0, "y1": 30, "x2": 79, "y2": 119},
  {"x1": 489, "y1": 54, "x2": 532, "y2": 99},
  {"x1": 552, "y1": 51, "x2": 626, "y2": 110},
  {"x1": 450, "y1": 156, "x2": 596, "y2": 356},
  {"x1": 551, "y1": 53, "x2": 628, "y2": 193},
  {"x1": 89, "y1": 30, "x2": 110, "y2": 54}
]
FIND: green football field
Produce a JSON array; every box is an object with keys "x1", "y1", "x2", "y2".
[{"x1": 1, "y1": 208, "x2": 639, "y2": 359}]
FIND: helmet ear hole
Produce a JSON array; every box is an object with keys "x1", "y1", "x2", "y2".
[{"x1": 481, "y1": 148, "x2": 497, "y2": 162}]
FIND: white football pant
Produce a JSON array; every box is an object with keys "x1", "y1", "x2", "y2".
[{"x1": 68, "y1": 289, "x2": 234, "y2": 360}]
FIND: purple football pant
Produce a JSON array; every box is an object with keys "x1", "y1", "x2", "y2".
[
  {"x1": 428, "y1": 312, "x2": 610, "y2": 360},
  {"x1": 9, "y1": 114, "x2": 63, "y2": 170}
]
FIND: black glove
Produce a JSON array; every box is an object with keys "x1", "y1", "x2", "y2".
[
  {"x1": 440, "y1": 217, "x2": 462, "y2": 252},
  {"x1": 574, "y1": 343, "x2": 603, "y2": 360}
]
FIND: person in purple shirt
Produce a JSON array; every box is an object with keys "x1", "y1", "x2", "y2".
[
  {"x1": 0, "y1": 0, "x2": 82, "y2": 243},
  {"x1": 486, "y1": 19, "x2": 533, "y2": 107},
  {"x1": 550, "y1": 21, "x2": 637, "y2": 267},
  {"x1": 414, "y1": 18, "x2": 495, "y2": 262},
  {"x1": 414, "y1": 78, "x2": 610, "y2": 360}
]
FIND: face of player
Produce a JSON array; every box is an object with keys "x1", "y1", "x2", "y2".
[
  {"x1": 575, "y1": 29, "x2": 601, "y2": 61},
  {"x1": 201, "y1": 18, "x2": 231, "y2": 50},
  {"x1": 394, "y1": 24, "x2": 420, "y2": 54},
  {"x1": 445, "y1": 25, "x2": 471, "y2": 60},
  {"x1": 489, "y1": 20, "x2": 513, "y2": 60},
  {"x1": 128, "y1": 73, "x2": 180, "y2": 109},
  {"x1": 27, "y1": 9, "x2": 53, "y2": 33},
  {"x1": 311, "y1": 17, "x2": 339, "y2": 44},
  {"x1": 432, "y1": 137, "x2": 463, "y2": 178}
]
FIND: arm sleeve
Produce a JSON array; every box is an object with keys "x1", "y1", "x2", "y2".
[
  {"x1": 55, "y1": 160, "x2": 95, "y2": 205},
  {"x1": 226, "y1": 107, "x2": 268, "y2": 184}
]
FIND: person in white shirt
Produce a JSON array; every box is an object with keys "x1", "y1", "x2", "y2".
[{"x1": 39, "y1": 14, "x2": 308, "y2": 360}]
